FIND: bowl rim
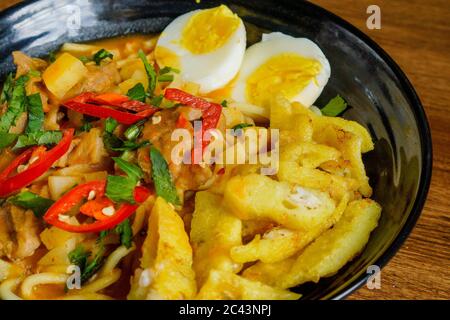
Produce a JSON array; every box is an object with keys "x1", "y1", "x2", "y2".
[
  {"x1": 0, "y1": 0, "x2": 433, "y2": 300},
  {"x1": 298, "y1": 1, "x2": 433, "y2": 299}
]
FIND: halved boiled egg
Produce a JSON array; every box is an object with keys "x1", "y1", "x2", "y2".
[
  {"x1": 155, "y1": 5, "x2": 246, "y2": 94},
  {"x1": 231, "y1": 32, "x2": 331, "y2": 108}
]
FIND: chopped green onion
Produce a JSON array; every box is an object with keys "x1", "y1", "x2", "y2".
[
  {"x1": 157, "y1": 74, "x2": 174, "y2": 83},
  {"x1": 105, "y1": 117, "x2": 118, "y2": 134},
  {"x1": 8, "y1": 191, "x2": 54, "y2": 218},
  {"x1": 232, "y1": 123, "x2": 253, "y2": 131},
  {"x1": 149, "y1": 94, "x2": 163, "y2": 107},
  {"x1": 320, "y1": 95, "x2": 348, "y2": 117},
  {"x1": 93, "y1": 49, "x2": 113, "y2": 66},
  {"x1": 159, "y1": 66, "x2": 180, "y2": 75},
  {"x1": 221, "y1": 100, "x2": 228, "y2": 108},
  {"x1": 78, "y1": 56, "x2": 91, "y2": 64}
]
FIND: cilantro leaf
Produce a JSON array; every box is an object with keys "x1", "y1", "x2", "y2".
[
  {"x1": 0, "y1": 75, "x2": 29, "y2": 133},
  {"x1": 8, "y1": 191, "x2": 54, "y2": 218},
  {"x1": 69, "y1": 245, "x2": 105, "y2": 284},
  {"x1": 320, "y1": 95, "x2": 348, "y2": 117},
  {"x1": 0, "y1": 133, "x2": 18, "y2": 149},
  {"x1": 114, "y1": 219, "x2": 132, "y2": 249},
  {"x1": 93, "y1": 49, "x2": 113, "y2": 66},
  {"x1": 150, "y1": 146, "x2": 180, "y2": 205},
  {"x1": 126, "y1": 83, "x2": 146, "y2": 102},
  {"x1": 26, "y1": 93, "x2": 44, "y2": 133},
  {"x1": 0, "y1": 73, "x2": 14, "y2": 104},
  {"x1": 112, "y1": 157, "x2": 143, "y2": 182},
  {"x1": 106, "y1": 175, "x2": 136, "y2": 204},
  {"x1": 13, "y1": 130, "x2": 62, "y2": 150},
  {"x1": 138, "y1": 49, "x2": 157, "y2": 96}
]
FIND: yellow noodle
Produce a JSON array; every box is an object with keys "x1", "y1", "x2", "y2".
[
  {"x1": 20, "y1": 273, "x2": 68, "y2": 300},
  {"x1": 0, "y1": 278, "x2": 22, "y2": 300},
  {"x1": 75, "y1": 269, "x2": 121, "y2": 294},
  {"x1": 99, "y1": 244, "x2": 135, "y2": 276}
]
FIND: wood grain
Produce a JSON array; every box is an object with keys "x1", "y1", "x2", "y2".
[
  {"x1": 310, "y1": 0, "x2": 450, "y2": 300},
  {"x1": 1, "y1": 0, "x2": 449, "y2": 300}
]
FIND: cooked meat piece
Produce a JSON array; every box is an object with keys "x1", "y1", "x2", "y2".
[
  {"x1": 65, "y1": 62, "x2": 121, "y2": 98},
  {"x1": 0, "y1": 204, "x2": 42, "y2": 260},
  {"x1": 12, "y1": 51, "x2": 47, "y2": 78},
  {"x1": 138, "y1": 109, "x2": 214, "y2": 191},
  {"x1": 67, "y1": 127, "x2": 108, "y2": 165}
]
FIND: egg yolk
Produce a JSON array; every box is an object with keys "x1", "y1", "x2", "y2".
[
  {"x1": 181, "y1": 5, "x2": 240, "y2": 54},
  {"x1": 155, "y1": 46, "x2": 181, "y2": 69},
  {"x1": 245, "y1": 53, "x2": 322, "y2": 108}
]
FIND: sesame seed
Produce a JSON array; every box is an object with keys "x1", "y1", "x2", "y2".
[
  {"x1": 152, "y1": 115, "x2": 162, "y2": 124},
  {"x1": 58, "y1": 214, "x2": 71, "y2": 223},
  {"x1": 17, "y1": 164, "x2": 28, "y2": 173},
  {"x1": 101, "y1": 206, "x2": 115, "y2": 216},
  {"x1": 87, "y1": 190, "x2": 96, "y2": 200},
  {"x1": 29, "y1": 156, "x2": 39, "y2": 164}
]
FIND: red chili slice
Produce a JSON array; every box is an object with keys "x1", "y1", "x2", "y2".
[
  {"x1": 44, "y1": 180, "x2": 152, "y2": 233},
  {"x1": 164, "y1": 88, "x2": 222, "y2": 152},
  {"x1": 62, "y1": 92, "x2": 158, "y2": 125},
  {"x1": 0, "y1": 129, "x2": 74, "y2": 197}
]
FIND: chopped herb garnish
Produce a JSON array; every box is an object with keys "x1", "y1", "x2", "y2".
[
  {"x1": 0, "y1": 133, "x2": 18, "y2": 149},
  {"x1": 0, "y1": 75, "x2": 29, "y2": 133},
  {"x1": 69, "y1": 244, "x2": 105, "y2": 284},
  {"x1": 106, "y1": 175, "x2": 136, "y2": 204},
  {"x1": 149, "y1": 94, "x2": 163, "y2": 107},
  {"x1": 150, "y1": 146, "x2": 180, "y2": 205},
  {"x1": 93, "y1": 49, "x2": 113, "y2": 66},
  {"x1": 0, "y1": 73, "x2": 13, "y2": 104},
  {"x1": 138, "y1": 49, "x2": 157, "y2": 96},
  {"x1": 159, "y1": 66, "x2": 180, "y2": 75},
  {"x1": 103, "y1": 131, "x2": 150, "y2": 153},
  {"x1": 221, "y1": 100, "x2": 228, "y2": 108},
  {"x1": 13, "y1": 130, "x2": 62, "y2": 150},
  {"x1": 112, "y1": 157, "x2": 143, "y2": 182},
  {"x1": 48, "y1": 52, "x2": 56, "y2": 63},
  {"x1": 232, "y1": 123, "x2": 253, "y2": 131},
  {"x1": 76, "y1": 121, "x2": 92, "y2": 134},
  {"x1": 25, "y1": 93, "x2": 44, "y2": 133},
  {"x1": 126, "y1": 83, "x2": 146, "y2": 102},
  {"x1": 78, "y1": 56, "x2": 91, "y2": 64},
  {"x1": 114, "y1": 219, "x2": 133, "y2": 249},
  {"x1": 124, "y1": 120, "x2": 145, "y2": 141},
  {"x1": 105, "y1": 117, "x2": 118, "y2": 134},
  {"x1": 320, "y1": 95, "x2": 348, "y2": 117},
  {"x1": 28, "y1": 70, "x2": 41, "y2": 78},
  {"x1": 157, "y1": 74, "x2": 174, "y2": 83},
  {"x1": 8, "y1": 191, "x2": 54, "y2": 218}
]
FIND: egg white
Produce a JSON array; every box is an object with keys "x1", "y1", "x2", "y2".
[
  {"x1": 231, "y1": 32, "x2": 331, "y2": 107},
  {"x1": 155, "y1": 9, "x2": 246, "y2": 94}
]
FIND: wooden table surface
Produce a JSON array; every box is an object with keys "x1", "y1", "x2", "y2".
[
  {"x1": 1, "y1": 0, "x2": 449, "y2": 300},
  {"x1": 309, "y1": 0, "x2": 450, "y2": 300}
]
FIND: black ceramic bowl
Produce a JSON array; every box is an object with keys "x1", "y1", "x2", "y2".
[{"x1": 0, "y1": 0, "x2": 432, "y2": 299}]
